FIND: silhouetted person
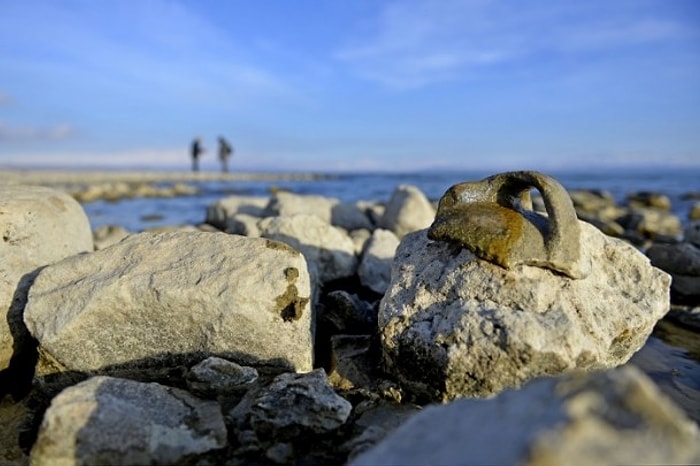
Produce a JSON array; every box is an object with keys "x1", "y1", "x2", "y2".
[
  {"x1": 191, "y1": 137, "x2": 204, "y2": 172},
  {"x1": 218, "y1": 136, "x2": 234, "y2": 173}
]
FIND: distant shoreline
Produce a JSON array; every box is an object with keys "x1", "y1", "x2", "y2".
[{"x1": 0, "y1": 168, "x2": 330, "y2": 186}]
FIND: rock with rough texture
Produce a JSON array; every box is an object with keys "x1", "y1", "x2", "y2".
[
  {"x1": 231, "y1": 369, "x2": 352, "y2": 461},
  {"x1": 358, "y1": 229, "x2": 400, "y2": 295},
  {"x1": 428, "y1": 171, "x2": 591, "y2": 279},
  {"x1": 31, "y1": 376, "x2": 227, "y2": 465},
  {"x1": 378, "y1": 185, "x2": 435, "y2": 238},
  {"x1": 186, "y1": 356, "x2": 258, "y2": 397},
  {"x1": 259, "y1": 214, "x2": 357, "y2": 283},
  {"x1": 24, "y1": 231, "x2": 314, "y2": 373},
  {"x1": 205, "y1": 195, "x2": 269, "y2": 230},
  {"x1": 265, "y1": 191, "x2": 372, "y2": 231},
  {"x1": 351, "y1": 366, "x2": 700, "y2": 466},
  {"x1": 0, "y1": 185, "x2": 93, "y2": 371},
  {"x1": 690, "y1": 202, "x2": 700, "y2": 221},
  {"x1": 379, "y1": 222, "x2": 670, "y2": 401}
]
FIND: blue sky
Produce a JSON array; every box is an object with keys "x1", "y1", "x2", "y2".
[{"x1": 1, "y1": 0, "x2": 699, "y2": 172}]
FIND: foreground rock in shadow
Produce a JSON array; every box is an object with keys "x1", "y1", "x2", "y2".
[
  {"x1": 30, "y1": 376, "x2": 227, "y2": 465},
  {"x1": 352, "y1": 366, "x2": 700, "y2": 466}
]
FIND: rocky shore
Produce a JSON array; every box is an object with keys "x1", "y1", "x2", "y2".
[{"x1": 1, "y1": 169, "x2": 699, "y2": 465}]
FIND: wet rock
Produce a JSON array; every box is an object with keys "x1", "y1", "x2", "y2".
[
  {"x1": 205, "y1": 195, "x2": 269, "y2": 230},
  {"x1": 31, "y1": 376, "x2": 227, "y2": 465},
  {"x1": 378, "y1": 185, "x2": 435, "y2": 239},
  {"x1": 352, "y1": 366, "x2": 700, "y2": 466},
  {"x1": 93, "y1": 224, "x2": 131, "y2": 250},
  {"x1": 259, "y1": 214, "x2": 358, "y2": 283},
  {"x1": 186, "y1": 356, "x2": 258, "y2": 397},
  {"x1": 380, "y1": 222, "x2": 670, "y2": 401},
  {"x1": 685, "y1": 220, "x2": 700, "y2": 247},
  {"x1": 617, "y1": 208, "x2": 683, "y2": 240},
  {"x1": 0, "y1": 185, "x2": 93, "y2": 372},
  {"x1": 627, "y1": 191, "x2": 672, "y2": 211},
  {"x1": 24, "y1": 231, "x2": 314, "y2": 374},
  {"x1": 647, "y1": 242, "x2": 700, "y2": 305},
  {"x1": 358, "y1": 229, "x2": 400, "y2": 295}
]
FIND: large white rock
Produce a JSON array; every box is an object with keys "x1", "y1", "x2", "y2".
[
  {"x1": 0, "y1": 185, "x2": 93, "y2": 369},
  {"x1": 351, "y1": 366, "x2": 700, "y2": 466},
  {"x1": 379, "y1": 223, "x2": 671, "y2": 401},
  {"x1": 259, "y1": 214, "x2": 358, "y2": 283},
  {"x1": 378, "y1": 185, "x2": 435, "y2": 238},
  {"x1": 358, "y1": 229, "x2": 400, "y2": 295},
  {"x1": 31, "y1": 376, "x2": 227, "y2": 465},
  {"x1": 24, "y1": 231, "x2": 314, "y2": 373}
]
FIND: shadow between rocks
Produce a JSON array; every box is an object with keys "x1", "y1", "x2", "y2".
[{"x1": 0, "y1": 269, "x2": 42, "y2": 402}]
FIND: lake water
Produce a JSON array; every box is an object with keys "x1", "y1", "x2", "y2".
[{"x1": 82, "y1": 168, "x2": 700, "y2": 232}]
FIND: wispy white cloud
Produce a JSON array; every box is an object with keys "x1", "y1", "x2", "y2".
[
  {"x1": 0, "y1": 121, "x2": 78, "y2": 142},
  {"x1": 336, "y1": 0, "x2": 695, "y2": 89}
]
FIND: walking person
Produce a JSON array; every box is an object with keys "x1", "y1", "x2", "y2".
[
  {"x1": 191, "y1": 137, "x2": 205, "y2": 172},
  {"x1": 218, "y1": 136, "x2": 234, "y2": 173}
]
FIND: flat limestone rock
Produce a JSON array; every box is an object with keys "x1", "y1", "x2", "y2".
[
  {"x1": 31, "y1": 376, "x2": 227, "y2": 465},
  {"x1": 379, "y1": 222, "x2": 670, "y2": 401},
  {"x1": 24, "y1": 231, "x2": 314, "y2": 373}
]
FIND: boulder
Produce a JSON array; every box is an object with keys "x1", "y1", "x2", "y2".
[
  {"x1": 0, "y1": 185, "x2": 93, "y2": 371},
  {"x1": 265, "y1": 192, "x2": 372, "y2": 231},
  {"x1": 225, "y1": 213, "x2": 262, "y2": 237},
  {"x1": 358, "y1": 229, "x2": 400, "y2": 295},
  {"x1": 24, "y1": 231, "x2": 314, "y2": 373},
  {"x1": 205, "y1": 195, "x2": 269, "y2": 230},
  {"x1": 259, "y1": 214, "x2": 357, "y2": 283},
  {"x1": 617, "y1": 208, "x2": 683, "y2": 240},
  {"x1": 626, "y1": 191, "x2": 672, "y2": 211},
  {"x1": 378, "y1": 185, "x2": 435, "y2": 238},
  {"x1": 647, "y1": 241, "x2": 700, "y2": 305},
  {"x1": 379, "y1": 224, "x2": 670, "y2": 401},
  {"x1": 31, "y1": 376, "x2": 227, "y2": 465},
  {"x1": 686, "y1": 220, "x2": 700, "y2": 247},
  {"x1": 568, "y1": 189, "x2": 616, "y2": 215},
  {"x1": 351, "y1": 366, "x2": 700, "y2": 466}
]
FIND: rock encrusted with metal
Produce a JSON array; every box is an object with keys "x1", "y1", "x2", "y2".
[{"x1": 380, "y1": 172, "x2": 671, "y2": 402}]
